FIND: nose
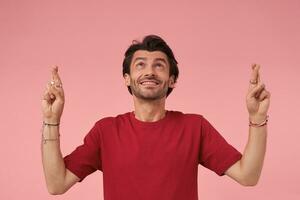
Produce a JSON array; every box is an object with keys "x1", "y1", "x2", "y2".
[{"x1": 144, "y1": 64, "x2": 156, "y2": 77}]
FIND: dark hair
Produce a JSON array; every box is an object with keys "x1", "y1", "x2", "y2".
[{"x1": 122, "y1": 34, "x2": 179, "y2": 97}]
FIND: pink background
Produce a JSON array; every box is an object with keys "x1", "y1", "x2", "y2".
[{"x1": 1, "y1": 0, "x2": 299, "y2": 199}]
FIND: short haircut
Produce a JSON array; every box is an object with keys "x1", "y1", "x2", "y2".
[{"x1": 122, "y1": 35, "x2": 179, "y2": 97}]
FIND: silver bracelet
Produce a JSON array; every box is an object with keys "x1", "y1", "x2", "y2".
[
  {"x1": 41, "y1": 121, "x2": 60, "y2": 144},
  {"x1": 42, "y1": 133, "x2": 60, "y2": 144}
]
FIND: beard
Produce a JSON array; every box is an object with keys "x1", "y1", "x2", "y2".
[{"x1": 130, "y1": 77, "x2": 169, "y2": 101}]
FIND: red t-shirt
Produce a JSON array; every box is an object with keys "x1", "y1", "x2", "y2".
[{"x1": 64, "y1": 110, "x2": 242, "y2": 200}]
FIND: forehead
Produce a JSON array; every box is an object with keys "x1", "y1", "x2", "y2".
[{"x1": 131, "y1": 50, "x2": 169, "y2": 62}]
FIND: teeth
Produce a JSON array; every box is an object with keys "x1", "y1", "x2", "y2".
[{"x1": 141, "y1": 81, "x2": 158, "y2": 85}]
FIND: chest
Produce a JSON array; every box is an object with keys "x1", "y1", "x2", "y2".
[{"x1": 101, "y1": 126, "x2": 200, "y2": 174}]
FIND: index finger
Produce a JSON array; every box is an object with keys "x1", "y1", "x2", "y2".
[
  {"x1": 250, "y1": 63, "x2": 260, "y2": 83},
  {"x1": 256, "y1": 64, "x2": 262, "y2": 84},
  {"x1": 51, "y1": 65, "x2": 62, "y2": 83}
]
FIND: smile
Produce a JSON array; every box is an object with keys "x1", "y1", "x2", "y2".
[{"x1": 140, "y1": 81, "x2": 159, "y2": 86}]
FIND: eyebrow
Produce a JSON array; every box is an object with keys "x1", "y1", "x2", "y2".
[{"x1": 133, "y1": 57, "x2": 168, "y2": 65}]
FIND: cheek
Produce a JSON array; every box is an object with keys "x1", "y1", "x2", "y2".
[
  {"x1": 132, "y1": 72, "x2": 143, "y2": 81},
  {"x1": 129, "y1": 74, "x2": 139, "y2": 85},
  {"x1": 162, "y1": 74, "x2": 172, "y2": 82}
]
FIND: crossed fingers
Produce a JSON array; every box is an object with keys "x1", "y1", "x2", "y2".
[
  {"x1": 50, "y1": 65, "x2": 63, "y2": 88},
  {"x1": 248, "y1": 63, "x2": 269, "y2": 101},
  {"x1": 42, "y1": 65, "x2": 64, "y2": 102},
  {"x1": 249, "y1": 63, "x2": 261, "y2": 85}
]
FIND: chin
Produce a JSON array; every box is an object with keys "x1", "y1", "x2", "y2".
[
  {"x1": 140, "y1": 92, "x2": 167, "y2": 100},
  {"x1": 131, "y1": 86, "x2": 168, "y2": 100}
]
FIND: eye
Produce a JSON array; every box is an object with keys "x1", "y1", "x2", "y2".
[
  {"x1": 136, "y1": 62, "x2": 145, "y2": 67},
  {"x1": 155, "y1": 63, "x2": 164, "y2": 68}
]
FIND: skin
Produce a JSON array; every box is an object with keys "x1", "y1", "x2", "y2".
[
  {"x1": 41, "y1": 66, "x2": 80, "y2": 195},
  {"x1": 225, "y1": 64, "x2": 271, "y2": 186},
  {"x1": 123, "y1": 50, "x2": 175, "y2": 122},
  {"x1": 41, "y1": 52, "x2": 270, "y2": 194}
]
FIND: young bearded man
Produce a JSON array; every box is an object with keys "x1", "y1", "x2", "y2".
[{"x1": 41, "y1": 35, "x2": 271, "y2": 200}]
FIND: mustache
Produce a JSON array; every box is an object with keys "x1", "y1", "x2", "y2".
[{"x1": 138, "y1": 77, "x2": 161, "y2": 84}]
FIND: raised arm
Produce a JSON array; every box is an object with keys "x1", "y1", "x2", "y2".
[
  {"x1": 225, "y1": 64, "x2": 271, "y2": 186},
  {"x1": 41, "y1": 66, "x2": 80, "y2": 195}
]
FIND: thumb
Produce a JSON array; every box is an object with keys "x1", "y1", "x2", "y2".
[{"x1": 49, "y1": 84, "x2": 64, "y2": 102}]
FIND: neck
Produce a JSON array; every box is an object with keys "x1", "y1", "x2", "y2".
[{"x1": 132, "y1": 95, "x2": 167, "y2": 122}]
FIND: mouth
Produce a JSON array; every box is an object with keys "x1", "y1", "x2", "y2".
[{"x1": 139, "y1": 80, "x2": 159, "y2": 86}]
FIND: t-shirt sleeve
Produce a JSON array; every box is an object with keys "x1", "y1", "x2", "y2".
[
  {"x1": 63, "y1": 122, "x2": 102, "y2": 182},
  {"x1": 198, "y1": 116, "x2": 242, "y2": 176}
]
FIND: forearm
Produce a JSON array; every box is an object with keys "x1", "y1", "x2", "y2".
[
  {"x1": 240, "y1": 115, "x2": 267, "y2": 185},
  {"x1": 41, "y1": 124, "x2": 66, "y2": 194}
]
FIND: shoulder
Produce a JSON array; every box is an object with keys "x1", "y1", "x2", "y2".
[
  {"x1": 168, "y1": 110, "x2": 208, "y2": 129},
  {"x1": 93, "y1": 112, "x2": 131, "y2": 128},
  {"x1": 170, "y1": 110, "x2": 204, "y2": 122}
]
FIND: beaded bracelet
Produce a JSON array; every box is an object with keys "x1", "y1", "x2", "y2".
[{"x1": 249, "y1": 115, "x2": 269, "y2": 127}]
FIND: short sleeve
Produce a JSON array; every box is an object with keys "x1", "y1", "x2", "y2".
[
  {"x1": 63, "y1": 122, "x2": 102, "y2": 182},
  {"x1": 198, "y1": 116, "x2": 242, "y2": 176}
]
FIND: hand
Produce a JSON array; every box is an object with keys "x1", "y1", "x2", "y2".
[
  {"x1": 246, "y1": 64, "x2": 271, "y2": 122},
  {"x1": 41, "y1": 66, "x2": 65, "y2": 123}
]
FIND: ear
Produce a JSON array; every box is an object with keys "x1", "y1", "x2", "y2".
[
  {"x1": 168, "y1": 75, "x2": 176, "y2": 88},
  {"x1": 124, "y1": 73, "x2": 130, "y2": 86}
]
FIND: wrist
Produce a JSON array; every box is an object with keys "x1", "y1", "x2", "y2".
[
  {"x1": 249, "y1": 114, "x2": 269, "y2": 127},
  {"x1": 43, "y1": 117, "x2": 60, "y2": 124},
  {"x1": 43, "y1": 121, "x2": 60, "y2": 126},
  {"x1": 249, "y1": 114, "x2": 268, "y2": 124}
]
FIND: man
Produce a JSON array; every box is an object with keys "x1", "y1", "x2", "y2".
[{"x1": 41, "y1": 35, "x2": 271, "y2": 199}]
